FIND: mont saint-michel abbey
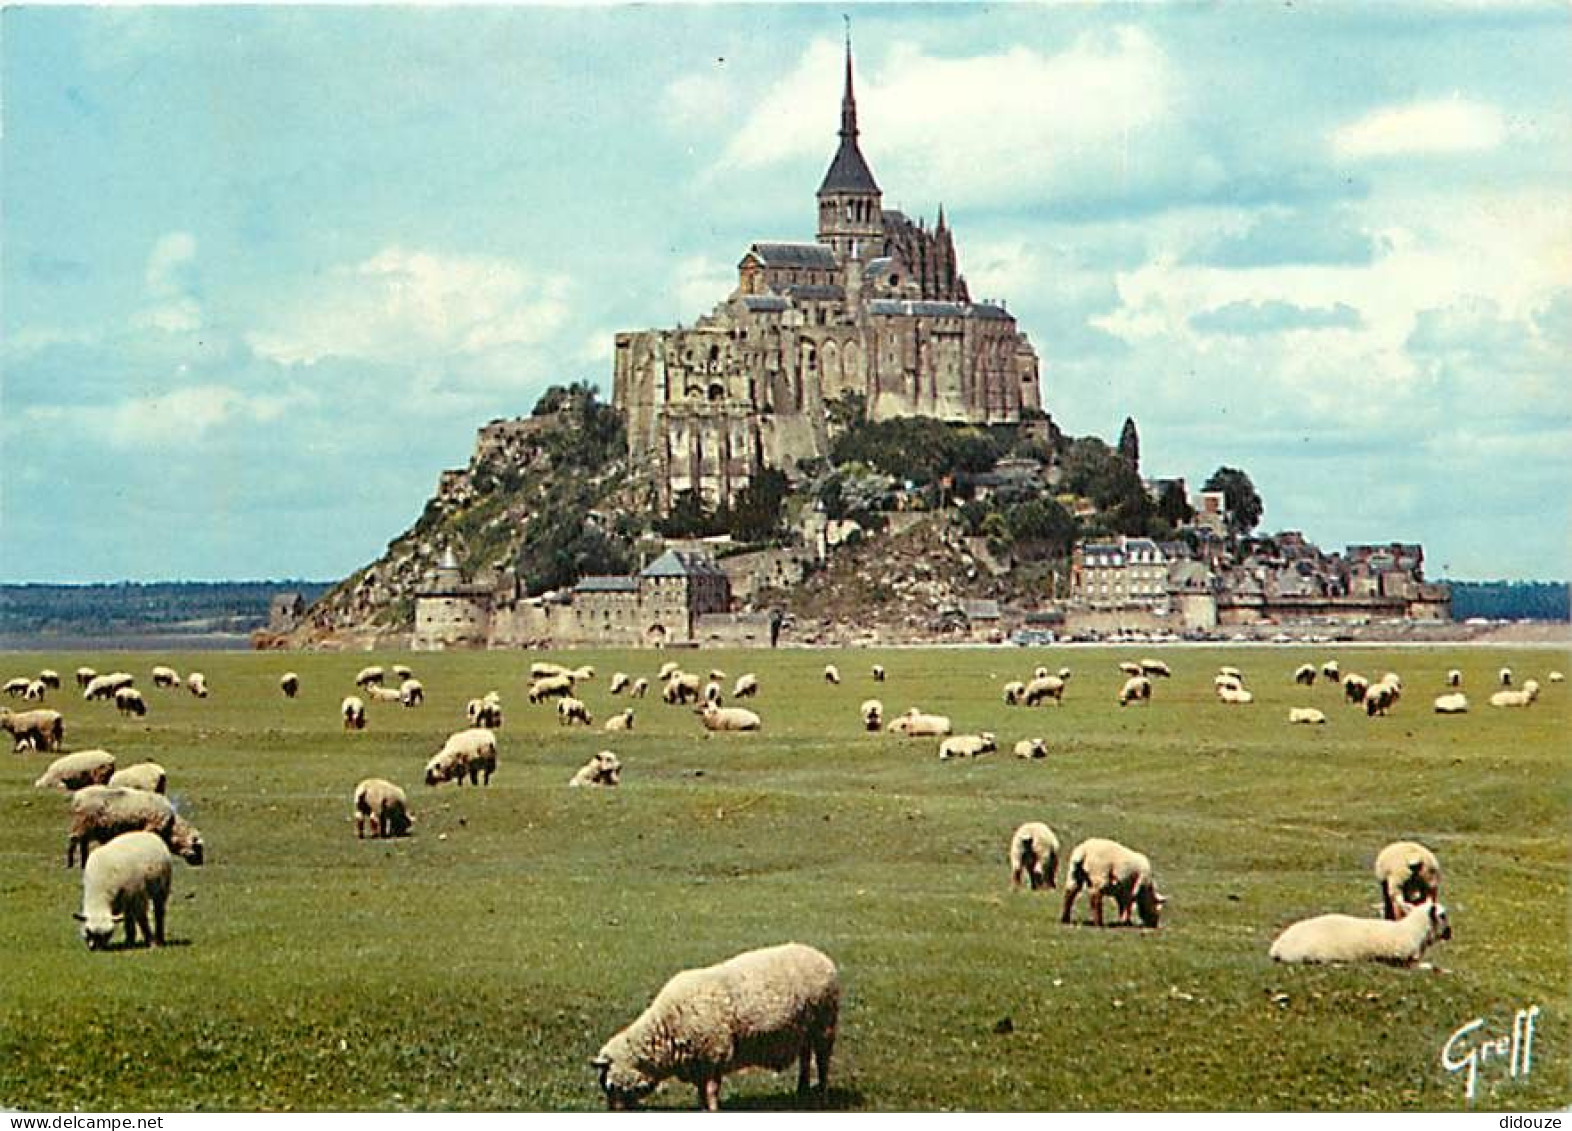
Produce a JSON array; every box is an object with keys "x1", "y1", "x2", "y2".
[{"x1": 614, "y1": 42, "x2": 1043, "y2": 508}]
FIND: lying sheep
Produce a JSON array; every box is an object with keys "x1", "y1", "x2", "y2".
[
  {"x1": 1002, "y1": 680, "x2": 1026, "y2": 706},
  {"x1": 1140, "y1": 659, "x2": 1171, "y2": 679},
  {"x1": 569, "y1": 751, "x2": 622, "y2": 789},
  {"x1": 399, "y1": 679, "x2": 425, "y2": 707},
  {"x1": 558, "y1": 697, "x2": 594, "y2": 727},
  {"x1": 1117, "y1": 675, "x2": 1152, "y2": 706},
  {"x1": 732, "y1": 673, "x2": 759, "y2": 699},
  {"x1": 1, "y1": 706, "x2": 64, "y2": 752},
  {"x1": 280, "y1": 672, "x2": 300, "y2": 699},
  {"x1": 353, "y1": 778, "x2": 412, "y2": 838},
  {"x1": 366, "y1": 684, "x2": 403, "y2": 704},
  {"x1": 186, "y1": 672, "x2": 208, "y2": 698},
  {"x1": 860, "y1": 699, "x2": 883, "y2": 732},
  {"x1": 1269, "y1": 901, "x2": 1451, "y2": 966},
  {"x1": 355, "y1": 665, "x2": 386, "y2": 688},
  {"x1": 341, "y1": 696, "x2": 367, "y2": 731},
  {"x1": 1010, "y1": 822, "x2": 1060, "y2": 890},
  {"x1": 66, "y1": 785, "x2": 204, "y2": 867},
  {"x1": 871, "y1": 664, "x2": 885, "y2": 683},
  {"x1": 1217, "y1": 684, "x2": 1254, "y2": 706},
  {"x1": 35, "y1": 750, "x2": 116, "y2": 791},
  {"x1": 1433, "y1": 693, "x2": 1469, "y2": 714},
  {"x1": 593, "y1": 942, "x2": 839, "y2": 1112},
  {"x1": 1013, "y1": 737, "x2": 1048, "y2": 759},
  {"x1": 75, "y1": 831, "x2": 174, "y2": 950},
  {"x1": 938, "y1": 732, "x2": 996, "y2": 760},
  {"x1": 1023, "y1": 675, "x2": 1065, "y2": 707},
  {"x1": 1294, "y1": 664, "x2": 1317, "y2": 686},
  {"x1": 1374, "y1": 840, "x2": 1441, "y2": 920},
  {"x1": 886, "y1": 709, "x2": 951, "y2": 737},
  {"x1": 114, "y1": 687, "x2": 148, "y2": 717},
  {"x1": 663, "y1": 673, "x2": 701, "y2": 705},
  {"x1": 529, "y1": 674, "x2": 575, "y2": 703},
  {"x1": 609, "y1": 672, "x2": 631, "y2": 696},
  {"x1": 1060, "y1": 837, "x2": 1165, "y2": 928},
  {"x1": 151, "y1": 665, "x2": 181, "y2": 689},
  {"x1": 109, "y1": 762, "x2": 167, "y2": 794},
  {"x1": 605, "y1": 709, "x2": 635, "y2": 732},
  {"x1": 1288, "y1": 707, "x2": 1326, "y2": 725},
  {"x1": 75, "y1": 667, "x2": 98, "y2": 689},
  {"x1": 630, "y1": 678, "x2": 649, "y2": 699},
  {"x1": 1446, "y1": 669, "x2": 1462, "y2": 688},
  {"x1": 823, "y1": 664, "x2": 841, "y2": 685},
  {"x1": 700, "y1": 704, "x2": 761, "y2": 732},
  {"x1": 425, "y1": 728, "x2": 498, "y2": 787},
  {"x1": 1490, "y1": 681, "x2": 1540, "y2": 708}
]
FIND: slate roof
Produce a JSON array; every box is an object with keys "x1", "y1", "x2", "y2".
[
  {"x1": 818, "y1": 136, "x2": 881, "y2": 196},
  {"x1": 741, "y1": 295, "x2": 790, "y2": 313},
  {"x1": 640, "y1": 550, "x2": 727, "y2": 579},
  {"x1": 574, "y1": 576, "x2": 638, "y2": 594},
  {"x1": 746, "y1": 242, "x2": 838, "y2": 269}
]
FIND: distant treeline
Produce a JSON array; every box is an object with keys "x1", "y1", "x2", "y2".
[
  {"x1": 1446, "y1": 580, "x2": 1569, "y2": 622},
  {"x1": 0, "y1": 581, "x2": 330, "y2": 636}
]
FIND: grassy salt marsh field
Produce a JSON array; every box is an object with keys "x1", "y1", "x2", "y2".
[{"x1": 0, "y1": 645, "x2": 1567, "y2": 1112}]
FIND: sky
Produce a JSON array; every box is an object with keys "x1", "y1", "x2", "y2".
[{"x1": 2, "y1": 3, "x2": 1569, "y2": 583}]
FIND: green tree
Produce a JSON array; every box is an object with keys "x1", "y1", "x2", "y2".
[
  {"x1": 655, "y1": 490, "x2": 724, "y2": 539},
  {"x1": 1203, "y1": 467, "x2": 1264, "y2": 536},
  {"x1": 725, "y1": 469, "x2": 790, "y2": 543},
  {"x1": 1157, "y1": 480, "x2": 1194, "y2": 527},
  {"x1": 1005, "y1": 496, "x2": 1078, "y2": 560},
  {"x1": 1118, "y1": 416, "x2": 1140, "y2": 470}
]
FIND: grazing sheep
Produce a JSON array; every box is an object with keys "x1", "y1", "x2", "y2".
[
  {"x1": 341, "y1": 696, "x2": 367, "y2": 731},
  {"x1": 529, "y1": 674, "x2": 575, "y2": 703},
  {"x1": 1374, "y1": 841, "x2": 1442, "y2": 920},
  {"x1": 700, "y1": 704, "x2": 761, "y2": 732},
  {"x1": 938, "y1": 732, "x2": 996, "y2": 760},
  {"x1": 1499, "y1": 667, "x2": 1513, "y2": 687},
  {"x1": 1321, "y1": 660, "x2": 1340, "y2": 682},
  {"x1": 392, "y1": 664, "x2": 415, "y2": 681},
  {"x1": 1549, "y1": 671, "x2": 1565, "y2": 683},
  {"x1": 662, "y1": 673, "x2": 702, "y2": 705},
  {"x1": 280, "y1": 672, "x2": 300, "y2": 699},
  {"x1": 1117, "y1": 675, "x2": 1152, "y2": 706},
  {"x1": 1002, "y1": 680, "x2": 1026, "y2": 706},
  {"x1": 399, "y1": 679, "x2": 425, "y2": 707},
  {"x1": 75, "y1": 667, "x2": 98, "y2": 689},
  {"x1": 871, "y1": 664, "x2": 885, "y2": 683},
  {"x1": 1013, "y1": 737, "x2": 1048, "y2": 759},
  {"x1": 35, "y1": 750, "x2": 116, "y2": 792},
  {"x1": 732, "y1": 673, "x2": 760, "y2": 699},
  {"x1": 1432, "y1": 693, "x2": 1469, "y2": 715},
  {"x1": 1446, "y1": 669, "x2": 1462, "y2": 688},
  {"x1": 1294, "y1": 663, "x2": 1317, "y2": 686},
  {"x1": 1270, "y1": 901, "x2": 1451, "y2": 966},
  {"x1": 860, "y1": 699, "x2": 883, "y2": 732},
  {"x1": 353, "y1": 778, "x2": 412, "y2": 839},
  {"x1": 656, "y1": 661, "x2": 681, "y2": 682},
  {"x1": 151, "y1": 665, "x2": 180, "y2": 689},
  {"x1": 569, "y1": 751, "x2": 622, "y2": 789},
  {"x1": 708, "y1": 669, "x2": 727, "y2": 683},
  {"x1": 3, "y1": 677, "x2": 30, "y2": 697},
  {"x1": 186, "y1": 672, "x2": 208, "y2": 699},
  {"x1": 83, "y1": 673, "x2": 134, "y2": 701},
  {"x1": 604, "y1": 709, "x2": 635, "y2": 732},
  {"x1": 114, "y1": 687, "x2": 148, "y2": 718},
  {"x1": 74, "y1": 831, "x2": 174, "y2": 950},
  {"x1": 355, "y1": 666, "x2": 386, "y2": 688},
  {"x1": 65, "y1": 785, "x2": 204, "y2": 867},
  {"x1": 703, "y1": 681, "x2": 724, "y2": 706},
  {"x1": 557, "y1": 697, "x2": 594, "y2": 727},
  {"x1": 1118, "y1": 661, "x2": 1142, "y2": 677},
  {"x1": 630, "y1": 678, "x2": 650, "y2": 699},
  {"x1": 1490, "y1": 680, "x2": 1540, "y2": 708},
  {"x1": 823, "y1": 664, "x2": 841, "y2": 685},
  {"x1": 1217, "y1": 684, "x2": 1255, "y2": 706},
  {"x1": 22, "y1": 680, "x2": 47, "y2": 701},
  {"x1": 1364, "y1": 677, "x2": 1401, "y2": 717},
  {"x1": 424, "y1": 728, "x2": 498, "y2": 787},
  {"x1": 886, "y1": 709, "x2": 952, "y2": 737},
  {"x1": 571, "y1": 665, "x2": 597, "y2": 683},
  {"x1": 609, "y1": 672, "x2": 631, "y2": 696},
  {"x1": 1288, "y1": 707, "x2": 1326, "y2": 725},
  {"x1": 38, "y1": 669, "x2": 61, "y2": 690},
  {"x1": 1022, "y1": 675, "x2": 1066, "y2": 707},
  {"x1": 530, "y1": 661, "x2": 573, "y2": 681},
  {"x1": 1060, "y1": 837, "x2": 1165, "y2": 928},
  {"x1": 109, "y1": 762, "x2": 167, "y2": 795},
  {"x1": 468, "y1": 693, "x2": 504, "y2": 729},
  {"x1": 1010, "y1": 822, "x2": 1060, "y2": 890},
  {"x1": 1342, "y1": 674, "x2": 1370, "y2": 704},
  {"x1": 593, "y1": 942, "x2": 839, "y2": 1112},
  {"x1": 366, "y1": 684, "x2": 403, "y2": 704},
  {"x1": 1140, "y1": 659, "x2": 1171, "y2": 678},
  {"x1": 1, "y1": 707, "x2": 64, "y2": 752}
]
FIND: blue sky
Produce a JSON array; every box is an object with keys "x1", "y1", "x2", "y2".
[{"x1": 3, "y1": 4, "x2": 1569, "y2": 582}]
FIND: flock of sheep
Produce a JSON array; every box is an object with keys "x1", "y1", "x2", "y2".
[{"x1": 2, "y1": 648, "x2": 1562, "y2": 1109}]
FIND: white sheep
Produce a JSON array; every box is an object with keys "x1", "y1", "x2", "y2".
[
  {"x1": 1498, "y1": 667, "x2": 1513, "y2": 687},
  {"x1": 1342, "y1": 674, "x2": 1370, "y2": 704},
  {"x1": 823, "y1": 664, "x2": 841, "y2": 685},
  {"x1": 1013, "y1": 737, "x2": 1048, "y2": 759},
  {"x1": 656, "y1": 661, "x2": 681, "y2": 682},
  {"x1": 703, "y1": 681, "x2": 724, "y2": 706},
  {"x1": 66, "y1": 785, "x2": 204, "y2": 868},
  {"x1": 593, "y1": 942, "x2": 839, "y2": 1112},
  {"x1": 83, "y1": 672, "x2": 134, "y2": 701},
  {"x1": 609, "y1": 672, "x2": 631, "y2": 696},
  {"x1": 1, "y1": 706, "x2": 65, "y2": 752},
  {"x1": 707, "y1": 669, "x2": 727, "y2": 683},
  {"x1": 871, "y1": 664, "x2": 885, "y2": 683},
  {"x1": 22, "y1": 679, "x2": 47, "y2": 701},
  {"x1": 355, "y1": 666, "x2": 386, "y2": 688},
  {"x1": 109, "y1": 762, "x2": 167, "y2": 795},
  {"x1": 114, "y1": 687, "x2": 148, "y2": 717},
  {"x1": 1140, "y1": 659, "x2": 1171, "y2": 678},
  {"x1": 558, "y1": 696, "x2": 594, "y2": 726},
  {"x1": 1288, "y1": 707, "x2": 1326, "y2": 725},
  {"x1": 1490, "y1": 680, "x2": 1540, "y2": 708},
  {"x1": 938, "y1": 732, "x2": 996, "y2": 760},
  {"x1": 354, "y1": 778, "x2": 412, "y2": 838},
  {"x1": 35, "y1": 750, "x2": 117, "y2": 792},
  {"x1": 1218, "y1": 666, "x2": 1244, "y2": 681},
  {"x1": 1060, "y1": 837, "x2": 1165, "y2": 928},
  {"x1": 341, "y1": 696, "x2": 367, "y2": 731},
  {"x1": 732, "y1": 673, "x2": 760, "y2": 699},
  {"x1": 569, "y1": 751, "x2": 622, "y2": 789},
  {"x1": 280, "y1": 672, "x2": 301, "y2": 699},
  {"x1": 75, "y1": 667, "x2": 98, "y2": 689},
  {"x1": 425, "y1": 728, "x2": 498, "y2": 787},
  {"x1": 1117, "y1": 675, "x2": 1152, "y2": 706},
  {"x1": 630, "y1": 678, "x2": 650, "y2": 699},
  {"x1": 1002, "y1": 680, "x2": 1026, "y2": 706},
  {"x1": 151, "y1": 665, "x2": 181, "y2": 689},
  {"x1": 38, "y1": 669, "x2": 61, "y2": 690},
  {"x1": 399, "y1": 679, "x2": 425, "y2": 707},
  {"x1": 1010, "y1": 822, "x2": 1060, "y2": 889},
  {"x1": 571, "y1": 665, "x2": 597, "y2": 683},
  {"x1": 392, "y1": 664, "x2": 415, "y2": 681},
  {"x1": 1293, "y1": 664, "x2": 1317, "y2": 687},
  {"x1": 1549, "y1": 671, "x2": 1565, "y2": 683},
  {"x1": 663, "y1": 673, "x2": 702, "y2": 705},
  {"x1": 860, "y1": 699, "x2": 883, "y2": 732},
  {"x1": 3, "y1": 677, "x2": 30, "y2": 697},
  {"x1": 1022, "y1": 675, "x2": 1065, "y2": 707},
  {"x1": 1217, "y1": 684, "x2": 1254, "y2": 706},
  {"x1": 1321, "y1": 660, "x2": 1340, "y2": 682},
  {"x1": 468, "y1": 692, "x2": 504, "y2": 729},
  {"x1": 1118, "y1": 660, "x2": 1143, "y2": 677},
  {"x1": 1032, "y1": 666, "x2": 1050, "y2": 681},
  {"x1": 700, "y1": 704, "x2": 761, "y2": 732},
  {"x1": 531, "y1": 661, "x2": 573, "y2": 681},
  {"x1": 74, "y1": 831, "x2": 174, "y2": 950},
  {"x1": 886, "y1": 709, "x2": 952, "y2": 737},
  {"x1": 186, "y1": 672, "x2": 208, "y2": 698},
  {"x1": 1373, "y1": 840, "x2": 1442, "y2": 920},
  {"x1": 529, "y1": 674, "x2": 576, "y2": 703},
  {"x1": 1446, "y1": 669, "x2": 1462, "y2": 688},
  {"x1": 1214, "y1": 673, "x2": 1243, "y2": 693},
  {"x1": 362, "y1": 684, "x2": 401, "y2": 704},
  {"x1": 1432, "y1": 693, "x2": 1469, "y2": 715},
  {"x1": 1269, "y1": 901, "x2": 1451, "y2": 965},
  {"x1": 604, "y1": 709, "x2": 635, "y2": 732}
]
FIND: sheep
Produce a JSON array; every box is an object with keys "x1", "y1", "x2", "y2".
[
  {"x1": 609, "y1": 672, "x2": 631, "y2": 696},
  {"x1": 74, "y1": 831, "x2": 174, "y2": 950},
  {"x1": 1218, "y1": 666, "x2": 1244, "y2": 682},
  {"x1": 468, "y1": 693, "x2": 504, "y2": 729},
  {"x1": 662, "y1": 672, "x2": 702, "y2": 705},
  {"x1": 35, "y1": 750, "x2": 116, "y2": 792},
  {"x1": 708, "y1": 669, "x2": 727, "y2": 683},
  {"x1": 425, "y1": 727, "x2": 498, "y2": 787},
  {"x1": 1, "y1": 707, "x2": 64, "y2": 752},
  {"x1": 1022, "y1": 675, "x2": 1065, "y2": 707},
  {"x1": 280, "y1": 672, "x2": 301, "y2": 699},
  {"x1": 703, "y1": 681, "x2": 724, "y2": 706},
  {"x1": 1032, "y1": 666, "x2": 1050, "y2": 681},
  {"x1": 65, "y1": 785, "x2": 204, "y2": 867},
  {"x1": 1002, "y1": 680, "x2": 1026, "y2": 706},
  {"x1": 1214, "y1": 673, "x2": 1243, "y2": 693},
  {"x1": 823, "y1": 664, "x2": 841, "y2": 685},
  {"x1": 1118, "y1": 660, "x2": 1143, "y2": 677},
  {"x1": 732, "y1": 673, "x2": 759, "y2": 699},
  {"x1": 569, "y1": 751, "x2": 622, "y2": 789},
  {"x1": 1342, "y1": 674, "x2": 1370, "y2": 704},
  {"x1": 604, "y1": 708, "x2": 635, "y2": 732},
  {"x1": 366, "y1": 684, "x2": 403, "y2": 704},
  {"x1": 24, "y1": 679, "x2": 50, "y2": 701},
  {"x1": 3, "y1": 677, "x2": 29, "y2": 697},
  {"x1": 1117, "y1": 675, "x2": 1152, "y2": 706},
  {"x1": 1373, "y1": 841, "x2": 1442, "y2": 920},
  {"x1": 1217, "y1": 684, "x2": 1254, "y2": 706},
  {"x1": 1499, "y1": 667, "x2": 1513, "y2": 687},
  {"x1": 1009, "y1": 822, "x2": 1060, "y2": 890},
  {"x1": 1060, "y1": 837, "x2": 1165, "y2": 928},
  {"x1": 1058, "y1": 667, "x2": 1072, "y2": 681},
  {"x1": 938, "y1": 732, "x2": 996, "y2": 760},
  {"x1": 1288, "y1": 707, "x2": 1326, "y2": 725},
  {"x1": 529, "y1": 674, "x2": 575, "y2": 703},
  {"x1": 38, "y1": 669, "x2": 61, "y2": 690},
  {"x1": 1446, "y1": 669, "x2": 1462, "y2": 688},
  {"x1": 151, "y1": 665, "x2": 181, "y2": 689},
  {"x1": 1269, "y1": 901, "x2": 1451, "y2": 966},
  {"x1": 1294, "y1": 663, "x2": 1317, "y2": 686},
  {"x1": 355, "y1": 666, "x2": 386, "y2": 688},
  {"x1": 1490, "y1": 680, "x2": 1540, "y2": 708},
  {"x1": 1013, "y1": 737, "x2": 1048, "y2": 759},
  {"x1": 656, "y1": 661, "x2": 681, "y2": 682},
  {"x1": 630, "y1": 678, "x2": 650, "y2": 699},
  {"x1": 341, "y1": 695, "x2": 367, "y2": 731},
  {"x1": 75, "y1": 667, "x2": 98, "y2": 689},
  {"x1": 353, "y1": 778, "x2": 412, "y2": 839},
  {"x1": 860, "y1": 699, "x2": 883, "y2": 732},
  {"x1": 592, "y1": 942, "x2": 839, "y2": 1112},
  {"x1": 557, "y1": 697, "x2": 594, "y2": 727},
  {"x1": 114, "y1": 687, "x2": 148, "y2": 718},
  {"x1": 1364, "y1": 677, "x2": 1401, "y2": 717},
  {"x1": 109, "y1": 762, "x2": 167, "y2": 794},
  {"x1": 571, "y1": 665, "x2": 597, "y2": 683},
  {"x1": 392, "y1": 664, "x2": 415, "y2": 681},
  {"x1": 186, "y1": 672, "x2": 208, "y2": 699},
  {"x1": 1549, "y1": 671, "x2": 1565, "y2": 683},
  {"x1": 886, "y1": 709, "x2": 952, "y2": 737},
  {"x1": 1321, "y1": 660, "x2": 1340, "y2": 682},
  {"x1": 83, "y1": 672, "x2": 134, "y2": 701},
  {"x1": 399, "y1": 679, "x2": 425, "y2": 707},
  {"x1": 1433, "y1": 693, "x2": 1469, "y2": 715},
  {"x1": 700, "y1": 704, "x2": 761, "y2": 732},
  {"x1": 871, "y1": 664, "x2": 885, "y2": 683},
  {"x1": 1140, "y1": 659, "x2": 1171, "y2": 678}
]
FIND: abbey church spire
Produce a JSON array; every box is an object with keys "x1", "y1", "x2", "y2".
[{"x1": 816, "y1": 28, "x2": 883, "y2": 260}]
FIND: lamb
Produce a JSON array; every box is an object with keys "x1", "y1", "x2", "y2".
[
  {"x1": 1217, "y1": 684, "x2": 1254, "y2": 706},
  {"x1": 280, "y1": 672, "x2": 300, "y2": 699},
  {"x1": 1118, "y1": 660, "x2": 1143, "y2": 677},
  {"x1": 1002, "y1": 680, "x2": 1026, "y2": 706},
  {"x1": 630, "y1": 678, "x2": 649, "y2": 699},
  {"x1": 823, "y1": 664, "x2": 841, "y2": 685},
  {"x1": 38, "y1": 669, "x2": 61, "y2": 690},
  {"x1": 74, "y1": 831, "x2": 174, "y2": 950},
  {"x1": 662, "y1": 672, "x2": 702, "y2": 705},
  {"x1": 1498, "y1": 667, "x2": 1513, "y2": 687},
  {"x1": 425, "y1": 728, "x2": 498, "y2": 787},
  {"x1": 1342, "y1": 674, "x2": 1370, "y2": 704},
  {"x1": 569, "y1": 750, "x2": 622, "y2": 788},
  {"x1": 938, "y1": 732, "x2": 996, "y2": 760},
  {"x1": 1432, "y1": 693, "x2": 1469, "y2": 714},
  {"x1": 1013, "y1": 737, "x2": 1048, "y2": 759},
  {"x1": 1140, "y1": 659, "x2": 1171, "y2": 678},
  {"x1": 186, "y1": 672, "x2": 208, "y2": 698},
  {"x1": 35, "y1": 750, "x2": 116, "y2": 792},
  {"x1": 529, "y1": 674, "x2": 575, "y2": 703},
  {"x1": 886, "y1": 709, "x2": 952, "y2": 737},
  {"x1": 1060, "y1": 837, "x2": 1165, "y2": 928},
  {"x1": 1, "y1": 707, "x2": 64, "y2": 752},
  {"x1": 65, "y1": 785, "x2": 204, "y2": 867},
  {"x1": 1490, "y1": 680, "x2": 1540, "y2": 708},
  {"x1": 1117, "y1": 675, "x2": 1152, "y2": 706},
  {"x1": 557, "y1": 697, "x2": 594, "y2": 727},
  {"x1": 353, "y1": 778, "x2": 412, "y2": 838},
  {"x1": 1022, "y1": 675, "x2": 1066, "y2": 707},
  {"x1": 593, "y1": 942, "x2": 839, "y2": 1112},
  {"x1": 1373, "y1": 840, "x2": 1441, "y2": 920},
  {"x1": 109, "y1": 762, "x2": 167, "y2": 794},
  {"x1": 860, "y1": 699, "x2": 883, "y2": 732},
  {"x1": 605, "y1": 709, "x2": 635, "y2": 732},
  {"x1": 609, "y1": 672, "x2": 631, "y2": 696},
  {"x1": 1269, "y1": 901, "x2": 1451, "y2": 966},
  {"x1": 1294, "y1": 664, "x2": 1317, "y2": 686},
  {"x1": 399, "y1": 679, "x2": 425, "y2": 707},
  {"x1": 366, "y1": 684, "x2": 404, "y2": 704},
  {"x1": 871, "y1": 664, "x2": 885, "y2": 683},
  {"x1": 1288, "y1": 707, "x2": 1326, "y2": 725},
  {"x1": 732, "y1": 673, "x2": 759, "y2": 699},
  {"x1": 341, "y1": 695, "x2": 367, "y2": 731},
  {"x1": 355, "y1": 666, "x2": 386, "y2": 688},
  {"x1": 151, "y1": 665, "x2": 181, "y2": 689},
  {"x1": 1446, "y1": 669, "x2": 1462, "y2": 688},
  {"x1": 75, "y1": 667, "x2": 98, "y2": 689},
  {"x1": 114, "y1": 687, "x2": 148, "y2": 717},
  {"x1": 700, "y1": 704, "x2": 761, "y2": 732},
  {"x1": 392, "y1": 664, "x2": 415, "y2": 681},
  {"x1": 1009, "y1": 822, "x2": 1060, "y2": 889}
]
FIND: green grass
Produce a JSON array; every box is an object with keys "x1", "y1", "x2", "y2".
[{"x1": 0, "y1": 645, "x2": 1566, "y2": 1111}]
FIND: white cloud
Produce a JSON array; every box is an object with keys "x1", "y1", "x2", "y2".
[
  {"x1": 660, "y1": 70, "x2": 737, "y2": 133},
  {"x1": 134, "y1": 231, "x2": 203, "y2": 333},
  {"x1": 1331, "y1": 97, "x2": 1507, "y2": 161},
  {"x1": 27, "y1": 384, "x2": 313, "y2": 449},
  {"x1": 671, "y1": 255, "x2": 737, "y2": 322}
]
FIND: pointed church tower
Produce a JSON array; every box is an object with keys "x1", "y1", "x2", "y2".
[{"x1": 816, "y1": 30, "x2": 883, "y2": 262}]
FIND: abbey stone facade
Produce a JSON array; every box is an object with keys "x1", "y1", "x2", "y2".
[{"x1": 614, "y1": 42, "x2": 1044, "y2": 508}]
